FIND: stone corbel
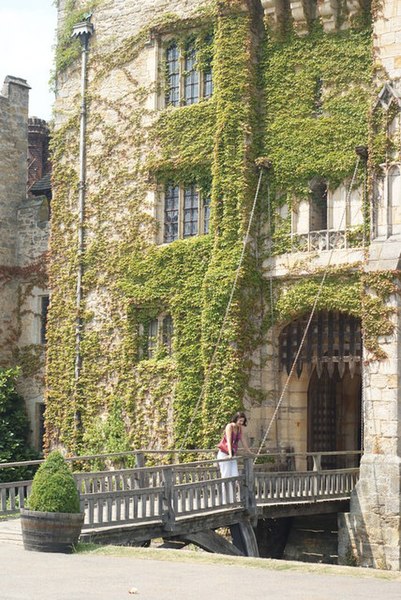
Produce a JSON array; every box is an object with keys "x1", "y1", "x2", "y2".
[
  {"x1": 345, "y1": 0, "x2": 368, "y2": 29},
  {"x1": 261, "y1": 0, "x2": 287, "y2": 32},
  {"x1": 317, "y1": 0, "x2": 338, "y2": 32},
  {"x1": 346, "y1": 0, "x2": 367, "y2": 13},
  {"x1": 262, "y1": 0, "x2": 366, "y2": 35},
  {"x1": 289, "y1": 0, "x2": 310, "y2": 35},
  {"x1": 262, "y1": 0, "x2": 317, "y2": 36}
]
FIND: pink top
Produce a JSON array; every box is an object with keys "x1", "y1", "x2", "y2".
[{"x1": 217, "y1": 426, "x2": 242, "y2": 456}]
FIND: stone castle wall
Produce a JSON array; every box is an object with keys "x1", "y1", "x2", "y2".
[
  {"x1": 338, "y1": 0, "x2": 401, "y2": 571},
  {"x1": 56, "y1": 0, "x2": 208, "y2": 119},
  {"x1": 51, "y1": 0, "x2": 401, "y2": 568},
  {"x1": 0, "y1": 76, "x2": 30, "y2": 266},
  {"x1": 0, "y1": 76, "x2": 30, "y2": 366},
  {"x1": 0, "y1": 75, "x2": 50, "y2": 450}
]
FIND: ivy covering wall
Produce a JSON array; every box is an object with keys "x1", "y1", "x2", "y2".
[
  {"x1": 47, "y1": 0, "x2": 393, "y2": 456},
  {"x1": 263, "y1": 25, "x2": 372, "y2": 251}
]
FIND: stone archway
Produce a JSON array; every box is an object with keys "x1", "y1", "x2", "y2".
[{"x1": 278, "y1": 311, "x2": 362, "y2": 467}]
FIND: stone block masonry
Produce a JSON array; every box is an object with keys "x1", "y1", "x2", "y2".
[
  {"x1": 0, "y1": 76, "x2": 30, "y2": 266},
  {"x1": 0, "y1": 75, "x2": 49, "y2": 450}
]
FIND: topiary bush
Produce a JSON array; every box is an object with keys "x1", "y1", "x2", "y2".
[{"x1": 27, "y1": 451, "x2": 81, "y2": 513}]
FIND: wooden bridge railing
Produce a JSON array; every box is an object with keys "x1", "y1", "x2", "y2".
[
  {"x1": 0, "y1": 450, "x2": 361, "y2": 527},
  {"x1": 254, "y1": 467, "x2": 359, "y2": 504},
  {"x1": 79, "y1": 458, "x2": 252, "y2": 530},
  {"x1": 0, "y1": 480, "x2": 32, "y2": 515},
  {"x1": 254, "y1": 450, "x2": 361, "y2": 505},
  {"x1": 0, "y1": 449, "x2": 215, "y2": 517}
]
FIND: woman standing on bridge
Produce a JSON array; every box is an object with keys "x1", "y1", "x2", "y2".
[{"x1": 216, "y1": 411, "x2": 253, "y2": 478}]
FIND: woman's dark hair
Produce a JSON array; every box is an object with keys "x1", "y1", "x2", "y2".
[{"x1": 231, "y1": 411, "x2": 247, "y2": 426}]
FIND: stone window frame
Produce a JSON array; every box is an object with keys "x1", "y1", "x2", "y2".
[
  {"x1": 145, "y1": 314, "x2": 174, "y2": 359},
  {"x1": 160, "y1": 182, "x2": 211, "y2": 244},
  {"x1": 373, "y1": 161, "x2": 401, "y2": 239},
  {"x1": 290, "y1": 177, "x2": 329, "y2": 237},
  {"x1": 288, "y1": 175, "x2": 365, "y2": 252},
  {"x1": 162, "y1": 36, "x2": 213, "y2": 109},
  {"x1": 309, "y1": 177, "x2": 328, "y2": 232},
  {"x1": 387, "y1": 164, "x2": 401, "y2": 236}
]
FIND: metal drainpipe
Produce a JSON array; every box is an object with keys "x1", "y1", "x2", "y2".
[{"x1": 71, "y1": 18, "x2": 94, "y2": 428}]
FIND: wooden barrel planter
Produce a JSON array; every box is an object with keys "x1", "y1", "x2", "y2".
[{"x1": 20, "y1": 508, "x2": 85, "y2": 553}]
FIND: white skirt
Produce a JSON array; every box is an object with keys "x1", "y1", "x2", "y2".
[{"x1": 217, "y1": 450, "x2": 238, "y2": 478}]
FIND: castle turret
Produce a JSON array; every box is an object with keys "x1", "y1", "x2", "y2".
[
  {"x1": 28, "y1": 117, "x2": 50, "y2": 192},
  {"x1": 0, "y1": 75, "x2": 30, "y2": 265}
]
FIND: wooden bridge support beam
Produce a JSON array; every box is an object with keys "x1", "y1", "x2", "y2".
[
  {"x1": 230, "y1": 521, "x2": 260, "y2": 557},
  {"x1": 168, "y1": 520, "x2": 259, "y2": 557},
  {"x1": 174, "y1": 530, "x2": 244, "y2": 556}
]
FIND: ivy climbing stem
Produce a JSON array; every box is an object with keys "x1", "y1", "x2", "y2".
[{"x1": 179, "y1": 167, "x2": 265, "y2": 451}]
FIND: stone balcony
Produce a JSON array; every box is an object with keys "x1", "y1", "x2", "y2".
[
  {"x1": 261, "y1": 0, "x2": 368, "y2": 35},
  {"x1": 289, "y1": 228, "x2": 364, "y2": 253}
]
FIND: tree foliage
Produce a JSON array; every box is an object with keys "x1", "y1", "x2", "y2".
[{"x1": 0, "y1": 368, "x2": 38, "y2": 483}]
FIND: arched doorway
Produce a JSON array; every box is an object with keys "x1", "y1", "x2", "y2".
[{"x1": 279, "y1": 311, "x2": 362, "y2": 468}]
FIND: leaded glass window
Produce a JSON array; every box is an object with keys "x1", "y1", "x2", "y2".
[
  {"x1": 164, "y1": 185, "x2": 179, "y2": 243},
  {"x1": 184, "y1": 43, "x2": 199, "y2": 105},
  {"x1": 166, "y1": 43, "x2": 180, "y2": 107},
  {"x1": 203, "y1": 69, "x2": 213, "y2": 99},
  {"x1": 145, "y1": 315, "x2": 174, "y2": 359},
  {"x1": 162, "y1": 315, "x2": 174, "y2": 355},
  {"x1": 203, "y1": 196, "x2": 211, "y2": 234},
  {"x1": 164, "y1": 37, "x2": 212, "y2": 107},
  {"x1": 163, "y1": 184, "x2": 210, "y2": 244},
  {"x1": 147, "y1": 319, "x2": 158, "y2": 358},
  {"x1": 183, "y1": 184, "x2": 199, "y2": 237}
]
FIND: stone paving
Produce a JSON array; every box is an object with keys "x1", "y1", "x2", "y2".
[
  {"x1": 1, "y1": 518, "x2": 401, "y2": 600},
  {"x1": 0, "y1": 518, "x2": 23, "y2": 547}
]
